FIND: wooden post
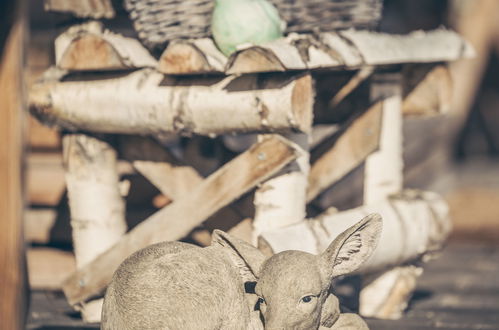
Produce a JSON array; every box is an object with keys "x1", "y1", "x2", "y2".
[
  {"x1": 360, "y1": 72, "x2": 423, "y2": 319},
  {"x1": 63, "y1": 134, "x2": 127, "y2": 322},
  {"x1": 0, "y1": 1, "x2": 28, "y2": 328},
  {"x1": 363, "y1": 72, "x2": 403, "y2": 204}
]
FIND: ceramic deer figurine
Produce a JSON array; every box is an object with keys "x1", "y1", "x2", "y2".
[{"x1": 101, "y1": 214, "x2": 382, "y2": 330}]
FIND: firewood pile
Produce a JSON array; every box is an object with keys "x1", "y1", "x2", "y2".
[{"x1": 28, "y1": 0, "x2": 472, "y2": 323}]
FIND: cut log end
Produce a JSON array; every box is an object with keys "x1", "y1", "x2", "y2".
[
  {"x1": 59, "y1": 35, "x2": 125, "y2": 71},
  {"x1": 159, "y1": 42, "x2": 211, "y2": 74},
  {"x1": 226, "y1": 47, "x2": 286, "y2": 74}
]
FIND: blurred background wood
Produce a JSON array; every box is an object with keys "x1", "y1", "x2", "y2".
[{"x1": 0, "y1": 0, "x2": 28, "y2": 329}]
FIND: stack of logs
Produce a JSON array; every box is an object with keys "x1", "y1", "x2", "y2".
[{"x1": 29, "y1": 1, "x2": 472, "y2": 323}]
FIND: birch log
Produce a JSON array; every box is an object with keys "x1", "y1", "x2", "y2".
[
  {"x1": 360, "y1": 72, "x2": 414, "y2": 319},
  {"x1": 62, "y1": 136, "x2": 300, "y2": 306},
  {"x1": 55, "y1": 22, "x2": 157, "y2": 71},
  {"x1": 258, "y1": 190, "x2": 451, "y2": 274},
  {"x1": 158, "y1": 30, "x2": 472, "y2": 75},
  {"x1": 252, "y1": 133, "x2": 310, "y2": 242},
  {"x1": 29, "y1": 70, "x2": 313, "y2": 136},
  {"x1": 63, "y1": 134, "x2": 127, "y2": 322}
]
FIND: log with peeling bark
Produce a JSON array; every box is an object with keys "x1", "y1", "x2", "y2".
[
  {"x1": 156, "y1": 29, "x2": 473, "y2": 75},
  {"x1": 53, "y1": 28, "x2": 471, "y2": 74},
  {"x1": 44, "y1": 0, "x2": 115, "y2": 18},
  {"x1": 258, "y1": 190, "x2": 451, "y2": 274},
  {"x1": 29, "y1": 69, "x2": 313, "y2": 136},
  {"x1": 361, "y1": 72, "x2": 406, "y2": 320},
  {"x1": 0, "y1": 6, "x2": 28, "y2": 328},
  {"x1": 63, "y1": 134, "x2": 127, "y2": 322},
  {"x1": 55, "y1": 22, "x2": 157, "y2": 71},
  {"x1": 62, "y1": 135, "x2": 300, "y2": 306}
]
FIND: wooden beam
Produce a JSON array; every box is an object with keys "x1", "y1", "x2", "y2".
[
  {"x1": 364, "y1": 73, "x2": 403, "y2": 204},
  {"x1": 55, "y1": 22, "x2": 157, "y2": 71},
  {"x1": 43, "y1": 0, "x2": 115, "y2": 19},
  {"x1": 0, "y1": 3, "x2": 28, "y2": 328},
  {"x1": 307, "y1": 102, "x2": 383, "y2": 202},
  {"x1": 29, "y1": 70, "x2": 313, "y2": 136},
  {"x1": 62, "y1": 135, "x2": 300, "y2": 305}
]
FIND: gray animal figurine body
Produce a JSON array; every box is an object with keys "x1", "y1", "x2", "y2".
[{"x1": 101, "y1": 214, "x2": 382, "y2": 330}]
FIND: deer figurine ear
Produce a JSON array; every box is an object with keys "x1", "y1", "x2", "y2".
[
  {"x1": 320, "y1": 214, "x2": 382, "y2": 280},
  {"x1": 212, "y1": 230, "x2": 267, "y2": 282}
]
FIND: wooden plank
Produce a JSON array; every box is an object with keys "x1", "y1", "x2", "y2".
[
  {"x1": 307, "y1": 102, "x2": 382, "y2": 202},
  {"x1": 0, "y1": 2, "x2": 28, "y2": 328},
  {"x1": 43, "y1": 0, "x2": 115, "y2": 19},
  {"x1": 62, "y1": 135, "x2": 300, "y2": 305},
  {"x1": 55, "y1": 22, "x2": 157, "y2": 71}
]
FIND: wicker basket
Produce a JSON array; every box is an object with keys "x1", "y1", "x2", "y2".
[{"x1": 124, "y1": 0, "x2": 383, "y2": 50}]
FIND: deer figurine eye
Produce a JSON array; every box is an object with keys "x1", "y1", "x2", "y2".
[
  {"x1": 301, "y1": 295, "x2": 314, "y2": 303},
  {"x1": 258, "y1": 297, "x2": 266, "y2": 305}
]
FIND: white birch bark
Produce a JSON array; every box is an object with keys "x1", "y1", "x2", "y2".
[
  {"x1": 30, "y1": 70, "x2": 313, "y2": 136},
  {"x1": 63, "y1": 134, "x2": 126, "y2": 322},
  {"x1": 252, "y1": 133, "x2": 310, "y2": 243},
  {"x1": 258, "y1": 190, "x2": 452, "y2": 273},
  {"x1": 360, "y1": 72, "x2": 415, "y2": 319}
]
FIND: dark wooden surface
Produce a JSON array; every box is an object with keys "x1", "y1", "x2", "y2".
[
  {"x1": 27, "y1": 243, "x2": 499, "y2": 330},
  {"x1": 0, "y1": 1, "x2": 28, "y2": 329}
]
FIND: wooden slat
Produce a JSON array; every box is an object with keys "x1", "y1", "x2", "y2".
[
  {"x1": 62, "y1": 135, "x2": 300, "y2": 305},
  {"x1": 0, "y1": 3, "x2": 28, "y2": 328},
  {"x1": 307, "y1": 102, "x2": 382, "y2": 202},
  {"x1": 166, "y1": 29, "x2": 472, "y2": 75}
]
